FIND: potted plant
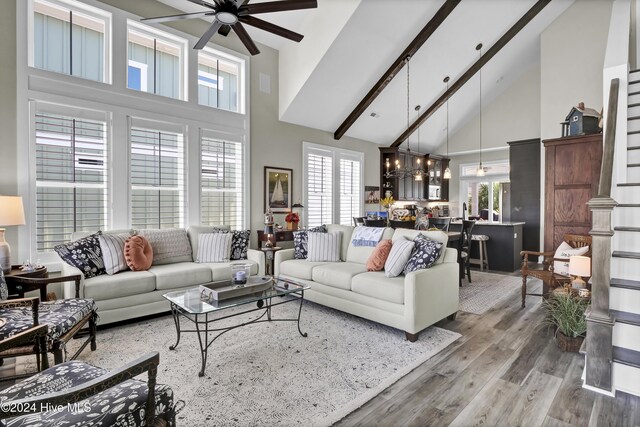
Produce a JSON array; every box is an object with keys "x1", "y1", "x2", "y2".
[
  {"x1": 285, "y1": 212, "x2": 299, "y2": 231},
  {"x1": 542, "y1": 292, "x2": 589, "y2": 352}
]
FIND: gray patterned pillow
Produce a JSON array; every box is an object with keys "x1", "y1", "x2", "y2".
[
  {"x1": 54, "y1": 233, "x2": 106, "y2": 278},
  {"x1": 403, "y1": 234, "x2": 443, "y2": 274},
  {"x1": 293, "y1": 225, "x2": 327, "y2": 260},
  {"x1": 139, "y1": 229, "x2": 192, "y2": 265}
]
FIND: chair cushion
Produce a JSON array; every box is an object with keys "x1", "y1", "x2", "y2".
[
  {"x1": 0, "y1": 360, "x2": 174, "y2": 426},
  {"x1": 278, "y1": 259, "x2": 328, "y2": 280},
  {"x1": 84, "y1": 270, "x2": 156, "y2": 300},
  {"x1": 312, "y1": 262, "x2": 368, "y2": 290},
  {"x1": 149, "y1": 262, "x2": 213, "y2": 291},
  {"x1": 472, "y1": 234, "x2": 489, "y2": 241},
  {"x1": 553, "y1": 241, "x2": 589, "y2": 276},
  {"x1": 0, "y1": 298, "x2": 95, "y2": 342},
  {"x1": 124, "y1": 235, "x2": 153, "y2": 271},
  {"x1": 351, "y1": 272, "x2": 405, "y2": 304}
]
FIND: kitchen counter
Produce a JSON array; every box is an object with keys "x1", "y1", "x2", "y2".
[{"x1": 449, "y1": 221, "x2": 524, "y2": 272}]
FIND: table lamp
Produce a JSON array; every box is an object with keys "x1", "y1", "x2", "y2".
[
  {"x1": 264, "y1": 209, "x2": 274, "y2": 249},
  {"x1": 569, "y1": 255, "x2": 590, "y2": 289},
  {"x1": 0, "y1": 196, "x2": 26, "y2": 274}
]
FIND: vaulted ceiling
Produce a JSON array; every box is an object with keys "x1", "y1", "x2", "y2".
[{"x1": 157, "y1": 0, "x2": 575, "y2": 151}]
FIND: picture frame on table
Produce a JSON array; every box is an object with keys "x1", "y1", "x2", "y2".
[{"x1": 264, "y1": 166, "x2": 293, "y2": 213}]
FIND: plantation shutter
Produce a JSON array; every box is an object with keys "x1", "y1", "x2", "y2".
[
  {"x1": 339, "y1": 156, "x2": 361, "y2": 226},
  {"x1": 306, "y1": 149, "x2": 333, "y2": 227}
]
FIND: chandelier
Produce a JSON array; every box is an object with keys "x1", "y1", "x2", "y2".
[{"x1": 384, "y1": 56, "x2": 426, "y2": 181}]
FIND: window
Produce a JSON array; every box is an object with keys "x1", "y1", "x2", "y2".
[
  {"x1": 130, "y1": 124, "x2": 184, "y2": 229},
  {"x1": 127, "y1": 21, "x2": 187, "y2": 100},
  {"x1": 200, "y1": 134, "x2": 244, "y2": 229},
  {"x1": 198, "y1": 49, "x2": 244, "y2": 113},
  {"x1": 459, "y1": 160, "x2": 509, "y2": 222},
  {"x1": 34, "y1": 111, "x2": 108, "y2": 251},
  {"x1": 304, "y1": 143, "x2": 363, "y2": 227},
  {"x1": 31, "y1": 0, "x2": 111, "y2": 83}
]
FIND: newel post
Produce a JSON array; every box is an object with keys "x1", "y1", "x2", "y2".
[{"x1": 584, "y1": 196, "x2": 617, "y2": 394}]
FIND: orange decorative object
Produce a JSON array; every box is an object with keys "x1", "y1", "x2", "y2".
[
  {"x1": 124, "y1": 235, "x2": 153, "y2": 271},
  {"x1": 366, "y1": 240, "x2": 393, "y2": 272}
]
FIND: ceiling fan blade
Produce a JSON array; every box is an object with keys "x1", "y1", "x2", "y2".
[
  {"x1": 238, "y1": 0, "x2": 317, "y2": 16},
  {"x1": 239, "y1": 16, "x2": 303, "y2": 42},
  {"x1": 185, "y1": 0, "x2": 219, "y2": 9},
  {"x1": 218, "y1": 25, "x2": 232, "y2": 36},
  {"x1": 141, "y1": 11, "x2": 213, "y2": 24},
  {"x1": 231, "y1": 22, "x2": 260, "y2": 55},
  {"x1": 194, "y1": 20, "x2": 224, "y2": 49}
]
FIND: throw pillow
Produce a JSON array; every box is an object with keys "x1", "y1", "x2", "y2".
[
  {"x1": 124, "y1": 235, "x2": 153, "y2": 271},
  {"x1": 384, "y1": 238, "x2": 415, "y2": 278},
  {"x1": 139, "y1": 229, "x2": 192, "y2": 264},
  {"x1": 99, "y1": 232, "x2": 131, "y2": 275},
  {"x1": 293, "y1": 225, "x2": 328, "y2": 259},
  {"x1": 366, "y1": 240, "x2": 393, "y2": 271},
  {"x1": 197, "y1": 233, "x2": 233, "y2": 263},
  {"x1": 553, "y1": 241, "x2": 589, "y2": 276},
  {"x1": 307, "y1": 232, "x2": 341, "y2": 262},
  {"x1": 213, "y1": 229, "x2": 251, "y2": 260},
  {"x1": 54, "y1": 233, "x2": 106, "y2": 278},
  {"x1": 403, "y1": 234, "x2": 444, "y2": 274},
  {"x1": 0, "y1": 270, "x2": 7, "y2": 301}
]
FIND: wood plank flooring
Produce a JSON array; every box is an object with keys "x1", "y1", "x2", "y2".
[{"x1": 335, "y1": 280, "x2": 640, "y2": 427}]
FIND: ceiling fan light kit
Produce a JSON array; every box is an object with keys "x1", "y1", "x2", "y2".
[{"x1": 142, "y1": 0, "x2": 318, "y2": 55}]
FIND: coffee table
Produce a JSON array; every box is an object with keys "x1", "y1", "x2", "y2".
[{"x1": 163, "y1": 276, "x2": 309, "y2": 377}]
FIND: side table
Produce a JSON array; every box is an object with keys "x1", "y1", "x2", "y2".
[
  {"x1": 261, "y1": 247, "x2": 281, "y2": 276},
  {"x1": 5, "y1": 265, "x2": 82, "y2": 300}
]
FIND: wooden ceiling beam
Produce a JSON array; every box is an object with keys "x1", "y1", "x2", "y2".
[
  {"x1": 390, "y1": 0, "x2": 551, "y2": 148},
  {"x1": 333, "y1": 0, "x2": 461, "y2": 141}
]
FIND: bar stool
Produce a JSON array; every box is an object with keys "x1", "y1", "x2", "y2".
[{"x1": 470, "y1": 234, "x2": 489, "y2": 271}]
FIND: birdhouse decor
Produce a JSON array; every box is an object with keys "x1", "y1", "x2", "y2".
[{"x1": 561, "y1": 102, "x2": 601, "y2": 137}]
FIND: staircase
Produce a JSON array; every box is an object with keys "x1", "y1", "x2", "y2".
[{"x1": 609, "y1": 69, "x2": 640, "y2": 396}]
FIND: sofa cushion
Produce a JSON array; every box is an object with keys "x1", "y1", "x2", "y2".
[
  {"x1": 385, "y1": 238, "x2": 415, "y2": 277},
  {"x1": 55, "y1": 233, "x2": 106, "y2": 279},
  {"x1": 351, "y1": 272, "x2": 405, "y2": 304},
  {"x1": 187, "y1": 225, "x2": 231, "y2": 261},
  {"x1": 125, "y1": 235, "x2": 153, "y2": 271},
  {"x1": 347, "y1": 227, "x2": 395, "y2": 264},
  {"x1": 196, "y1": 233, "x2": 232, "y2": 263},
  {"x1": 403, "y1": 235, "x2": 443, "y2": 274},
  {"x1": 326, "y1": 224, "x2": 354, "y2": 261},
  {"x1": 205, "y1": 260, "x2": 259, "y2": 282},
  {"x1": 279, "y1": 259, "x2": 328, "y2": 281},
  {"x1": 293, "y1": 225, "x2": 327, "y2": 259},
  {"x1": 148, "y1": 262, "x2": 213, "y2": 291},
  {"x1": 312, "y1": 262, "x2": 367, "y2": 290},
  {"x1": 140, "y1": 228, "x2": 193, "y2": 265},
  {"x1": 366, "y1": 239, "x2": 393, "y2": 271},
  {"x1": 99, "y1": 232, "x2": 131, "y2": 275},
  {"x1": 83, "y1": 270, "x2": 156, "y2": 300},
  {"x1": 392, "y1": 229, "x2": 449, "y2": 264},
  {"x1": 307, "y1": 232, "x2": 341, "y2": 262}
]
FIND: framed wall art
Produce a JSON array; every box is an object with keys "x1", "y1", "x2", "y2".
[{"x1": 264, "y1": 166, "x2": 292, "y2": 213}]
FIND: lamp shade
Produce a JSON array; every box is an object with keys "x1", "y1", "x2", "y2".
[
  {"x1": 264, "y1": 224, "x2": 274, "y2": 235},
  {"x1": 569, "y1": 255, "x2": 590, "y2": 277},
  {"x1": 0, "y1": 196, "x2": 26, "y2": 227}
]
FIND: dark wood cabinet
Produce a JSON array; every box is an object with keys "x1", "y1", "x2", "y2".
[
  {"x1": 508, "y1": 138, "x2": 541, "y2": 252},
  {"x1": 542, "y1": 134, "x2": 602, "y2": 252},
  {"x1": 379, "y1": 147, "x2": 449, "y2": 202}
]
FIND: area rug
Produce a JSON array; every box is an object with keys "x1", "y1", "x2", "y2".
[
  {"x1": 52, "y1": 299, "x2": 460, "y2": 427},
  {"x1": 459, "y1": 271, "x2": 523, "y2": 314}
]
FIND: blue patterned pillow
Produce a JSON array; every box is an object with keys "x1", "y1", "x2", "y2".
[
  {"x1": 403, "y1": 234, "x2": 443, "y2": 274},
  {"x1": 54, "y1": 233, "x2": 106, "y2": 278},
  {"x1": 293, "y1": 225, "x2": 327, "y2": 260}
]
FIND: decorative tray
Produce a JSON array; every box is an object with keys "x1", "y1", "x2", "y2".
[{"x1": 199, "y1": 276, "x2": 273, "y2": 302}]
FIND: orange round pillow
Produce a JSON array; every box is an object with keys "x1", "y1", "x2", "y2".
[
  {"x1": 124, "y1": 235, "x2": 153, "y2": 271},
  {"x1": 366, "y1": 239, "x2": 393, "y2": 272}
]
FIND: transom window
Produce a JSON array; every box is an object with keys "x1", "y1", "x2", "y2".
[
  {"x1": 31, "y1": 0, "x2": 111, "y2": 83},
  {"x1": 198, "y1": 49, "x2": 244, "y2": 113}
]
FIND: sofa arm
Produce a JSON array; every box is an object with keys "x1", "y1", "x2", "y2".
[
  {"x1": 442, "y1": 247, "x2": 458, "y2": 263},
  {"x1": 274, "y1": 249, "x2": 295, "y2": 277},
  {"x1": 247, "y1": 249, "x2": 265, "y2": 276},
  {"x1": 61, "y1": 263, "x2": 85, "y2": 299},
  {"x1": 403, "y1": 262, "x2": 459, "y2": 334}
]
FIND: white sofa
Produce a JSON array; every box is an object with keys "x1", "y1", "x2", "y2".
[
  {"x1": 61, "y1": 226, "x2": 265, "y2": 325},
  {"x1": 274, "y1": 225, "x2": 459, "y2": 341}
]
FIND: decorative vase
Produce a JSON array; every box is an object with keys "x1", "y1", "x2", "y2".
[
  {"x1": 556, "y1": 330, "x2": 584, "y2": 352},
  {"x1": 287, "y1": 222, "x2": 298, "y2": 231}
]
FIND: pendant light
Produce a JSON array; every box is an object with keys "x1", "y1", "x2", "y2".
[
  {"x1": 476, "y1": 43, "x2": 485, "y2": 177},
  {"x1": 443, "y1": 76, "x2": 452, "y2": 180},
  {"x1": 414, "y1": 104, "x2": 423, "y2": 181}
]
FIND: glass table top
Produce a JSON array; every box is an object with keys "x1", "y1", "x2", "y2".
[{"x1": 163, "y1": 276, "x2": 309, "y2": 314}]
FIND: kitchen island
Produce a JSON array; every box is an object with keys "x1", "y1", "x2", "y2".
[{"x1": 449, "y1": 221, "x2": 525, "y2": 273}]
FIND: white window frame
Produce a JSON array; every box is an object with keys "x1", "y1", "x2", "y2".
[
  {"x1": 459, "y1": 160, "x2": 509, "y2": 223},
  {"x1": 198, "y1": 47, "x2": 246, "y2": 114},
  {"x1": 302, "y1": 142, "x2": 364, "y2": 227},
  {"x1": 127, "y1": 59, "x2": 148, "y2": 92},
  {"x1": 126, "y1": 20, "x2": 189, "y2": 101},
  {"x1": 28, "y1": 0, "x2": 112, "y2": 83}
]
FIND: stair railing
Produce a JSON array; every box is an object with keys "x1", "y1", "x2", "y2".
[{"x1": 584, "y1": 78, "x2": 619, "y2": 395}]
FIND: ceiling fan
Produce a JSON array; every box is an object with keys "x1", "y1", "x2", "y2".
[{"x1": 141, "y1": 0, "x2": 317, "y2": 55}]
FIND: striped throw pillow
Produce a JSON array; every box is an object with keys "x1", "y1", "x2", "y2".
[
  {"x1": 197, "y1": 233, "x2": 233, "y2": 263},
  {"x1": 384, "y1": 238, "x2": 415, "y2": 278},
  {"x1": 307, "y1": 232, "x2": 341, "y2": 262},
  {"x1": 99, "y1": 232, "x2": 131, "y2": 275}
]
